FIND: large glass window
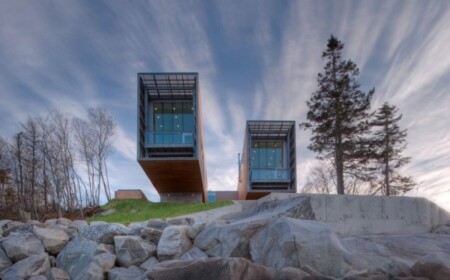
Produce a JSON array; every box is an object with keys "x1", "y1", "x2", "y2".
[
  {"x1": 150, "y1": 102, "x2": 193, "y2": 145},
  {"x1": 251, "y1": 141, "x2": 284, "y2": 169}
]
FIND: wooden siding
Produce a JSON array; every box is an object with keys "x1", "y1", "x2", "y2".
[{"x1": 138, "y1": 159, "x2": 207, "y2": 202}]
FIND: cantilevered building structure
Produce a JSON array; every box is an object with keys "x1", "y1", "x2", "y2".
[
  {"x1": 137, "y1": 73, "x2": 207, "y2": 202},
  {"x1": 237, "y1": 121, "x2": 297, "y2": 200}
]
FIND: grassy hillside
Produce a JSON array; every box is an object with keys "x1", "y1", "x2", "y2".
[{"x1": 88, "y1": 199, "x2": 233, "y2": 224}]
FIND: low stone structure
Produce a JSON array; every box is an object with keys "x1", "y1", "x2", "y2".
[
  {"x1": 114, "y1": 189, "x2": 148, "y2": 200},
  {"x1": 1, "y1": 194, "x2": 449, "y2": 279}
]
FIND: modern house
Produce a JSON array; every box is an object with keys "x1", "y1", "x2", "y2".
[
  {"x1": 137, "y1": 73, "x2": 208, "y2": 202},
  {"x1": 237, "y1": 120, "x2": 297, "y2": 200}
]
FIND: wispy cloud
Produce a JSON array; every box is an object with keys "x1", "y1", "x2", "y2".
[{"x1": 0, "y1": 1, "x2": 449, "y2": 208}]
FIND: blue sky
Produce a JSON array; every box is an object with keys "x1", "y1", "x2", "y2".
[{"x1": 1, "y1": 1, "x2": 449, "y2": 210}]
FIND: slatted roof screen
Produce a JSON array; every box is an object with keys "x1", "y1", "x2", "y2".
[
  {"x1": 139, "y1": 73, "x2": 197, "y2": 98},
  {"x1": 247, "y1": 121, "x2": 294, "y2": 138}
]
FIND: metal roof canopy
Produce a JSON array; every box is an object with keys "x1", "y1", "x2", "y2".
[
  {"x1": 247, "y1": 120, "x2": 294, "y2": 138},
  {"x1": 139, "y1": 73, "x2": 197, "y2": 99}
]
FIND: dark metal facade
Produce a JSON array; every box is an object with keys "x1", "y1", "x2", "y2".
[
  {"x1": 137, "y1": 73, "x2": 207, "y2": 202},
  {"x1": 238, "y1": 120, "x2": 297, "y2": 200}
]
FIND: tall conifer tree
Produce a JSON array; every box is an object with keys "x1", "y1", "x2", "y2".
[
  {"x1": 369, "y1": 102, "x2": 415, "y2": 195},
  {"x1": 301, "y1": 35, "x2": 374, "y2": 194}
]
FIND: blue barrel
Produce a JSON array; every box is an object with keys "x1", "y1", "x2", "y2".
[{"x1": 208, "y1": 192, "x2": 216, "y2": 202}]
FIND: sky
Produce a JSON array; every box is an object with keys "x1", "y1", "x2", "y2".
[{"x1": 0, "y1": 0, "x2": 449, "y2": 211}]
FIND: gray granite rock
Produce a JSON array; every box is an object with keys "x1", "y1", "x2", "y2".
[
  {"x1": 194, "y1": 219, "x2": 268, "y2": 258},
  {"x1": 47, "y1": 267, "x2": 70, "y2": 280},
  {"x1": 140, "y1": 256, "x2": 160, "y2": 271},
  {"x1": 108, "y1": 265, "x2": 144, "y2": 280},
  {"x1": 146, "y1": 220, "x2": 168, "y2": 231},
  {"x1": 187, "y1": 223, "x2": 206, "y2": 240},
  {"x1": 55, "y1": 237, "x2": 97, "y2": 279},
  {"x1": 33, "y1": 226, "x2": 70, "y2": 255},
  {"x1": 73, "y1": 261, "x2": 103, "y2": 280},
  {"x1": 69, "y1": 220, "x2": 88, "y2": 228},
  {"x1": 145, "y1": 257, "x2": 277, "y2": 280},
  {"x1": 1, "y1": 253, "x2": 50, "y2": 279},
  {"x1": 79, "y1": 223, "x2": 130, "y2": 244},
  {"x1": 167, "y1": 217, "x2": 195, "y2": 226},
  {"x1": 3, "y1": 232, "x2": 46, "y2": 262},
  {"x1": 411, "y1": 252, "x2": 450, "y2": 280},
  {"x1": 2, "y1": 223, "x2": 34, "y2": 237},
  {"x1": 222, "y1": 195, "x2": 316, "y2": 222},
  {"x1": 45, "y1": 219, "x2": 58, "y2": 227},
  {"x1": 0, "y1": 219, "x2": 11, "y2": 236},
  {"x1": 56, "y1": 218, "x2": 71, "y2": 226},
  {"x1": 158, "y1": 225, "x2": 192, "y2": 261},
  {"x1": 250, "y1": 217, "x2": 352, "y2": 277},
  {"x1": 0, "y1": 246, "x2": 12, "y2": 273},
  {"x1": 92, "y1": 252, "x2": 116, "y2": 272},
  {"x1": 140, "y1": 227, "x2": 163, "y2": 244},
  {"x1": 96, "y1": 243, "x2": 115, "y2": 254},
  {"x1": 179, "y1": 247, "x2": 208, "y2": 261},
  {"x1": 115, "y1": 236, "x2": 156, "y2": 267}
]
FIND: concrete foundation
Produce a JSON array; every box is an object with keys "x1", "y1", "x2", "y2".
[
  {"x1": 160, "y1": 192, "x2": 203, "y2": 203},
  {"x1": 259, "y1": 193, "x2": 450, "y2": 235},
  {"x1": 115, "y1": 189, "x2": 148, "y2": 200}
]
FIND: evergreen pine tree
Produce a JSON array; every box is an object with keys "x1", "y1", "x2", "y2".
[
  {"x1": 301, "y1": 35, "x2": 374, "y2": 194},
  {"x1": 369, "y1": 102, "x2": 415, "y2": 195}
]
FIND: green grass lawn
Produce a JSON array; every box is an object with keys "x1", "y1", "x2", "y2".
[{"x1": 88, "y1": 199, "x2": 233, "y2": 224}]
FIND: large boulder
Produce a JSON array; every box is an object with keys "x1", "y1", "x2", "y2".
[
  {"x1": 73, "y1": 261, "x2": 104, "y2": 280},
  {"x1": 114, "y1": 236, "x2": 156, "y2": 267},
  {"x1": 3, "y1": 232, "x2": 46, "y2": 262},
  {"x1": 179, "y1": 247, "x2": 209, "y2": 261},
  {"x1": 0, "y1": 219, "x2": 11, "y2": 236},
  {"x1": 140, "y1": 227, "x2": 163, "y2": 244},
  {"x1": 33, "y1": 226, "x2": 70, "y2": 255},
  {"x1": 158, "y1": 225, "x2": 192, "y2": 261},
  {"x1": 46, "y1": 267, "x2": 70, "y2": 280},
  {"x1": 249, "y1": 217, "x2": 352, "y2": 277},
  {"x1": 70, "y1": 220, "x2": 88, "y2": 229},
  {"x1": 342, "y1": 233, "x2": 450, "y2": 272},
  {"x1": 222, "y1": 195, "x2": 316, "y2": 222},
  {"x1": 2, "y1": 223, "x2": 34, "y2": 237},
  {"x1": 47, "y1": 267, "x2": 70, "y2": 280},
  {"x1": 91, "y1": 252, "x2": 116, "y2": 272},
  {"x1": 187, "y1": 223, "x2": 206, "y2": 240},
  {"x1": 145, "y1": 257, "x2": 277, "y2": 280},
  {"x1": 79, "y1": 223, "x2": 130, "y2": 244},
  {"x1": 0, "y1": 253, "x2": 50, "y2": 279},
  {"x1": 56, "y1": 237, "x2": 97, "y2": 279},
  {"x1": 146, "y1": 220, "x2": 168, "y2": 230},
  {"x1": 140, "y1": 256, "x2": 160, "y2": 271},
  {"x1": 194, "y1": 219, "x2": 268, "y2": 258},
  {"x1": 0, "y1": 247, "x2": 13, "y2": 273},
  {"x1": 411, "y1": 252, "x2": 450, "y2": 280},
  {"x1": 108, "y1": 265, "x2": 144, "y2": 280}
]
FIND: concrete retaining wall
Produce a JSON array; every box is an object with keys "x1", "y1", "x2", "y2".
[
  {"x1": 115, "y1": 189, "x2": 148, "y2": 200},
  {"x1": 259, "y1": 193, "x2": 450, "y2": 235},
  {"x1": 159, "y1": 192, "x2": 203, "y2": 203}
]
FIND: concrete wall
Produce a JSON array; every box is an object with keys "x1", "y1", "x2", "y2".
[
  {"x1": 259, "y1": 193, "x2": 450, "y2": 235},
  {"x1": 160, "y1": 192, "x2": 203, "y2": 203},
  {"x1": 115, "y1": 189, "x2": 148, "y2": 200},
  {"x1": 215, "y1": 191, "x2": 239, "y2": 201}
]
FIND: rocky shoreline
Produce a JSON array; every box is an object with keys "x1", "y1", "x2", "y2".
[{"x1": 1, "y1": 196, "x2": 450, "y2": 279}]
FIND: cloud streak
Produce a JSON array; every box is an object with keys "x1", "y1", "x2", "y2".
[{"x1": 0, "y1": 1, "x2": 449, "y2": 210}]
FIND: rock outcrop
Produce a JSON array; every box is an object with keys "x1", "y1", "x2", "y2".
[{"x1": 0, "y1": 194, "x2": 449, "y2": 279}]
